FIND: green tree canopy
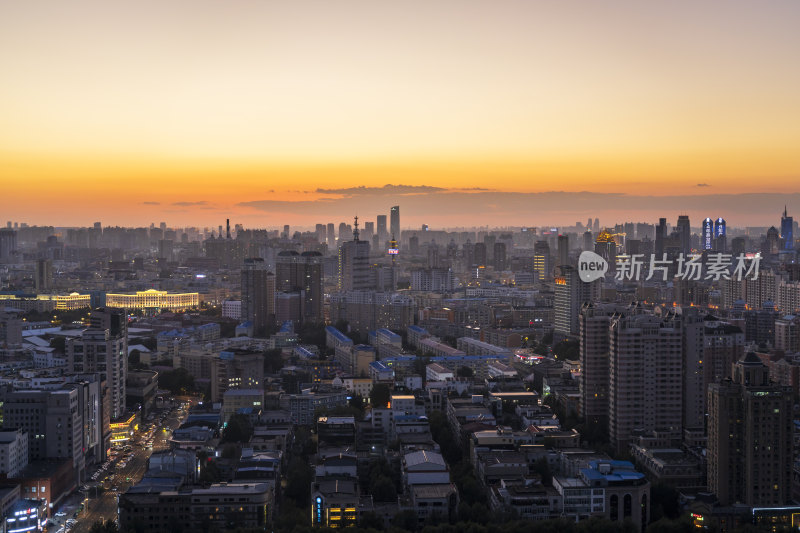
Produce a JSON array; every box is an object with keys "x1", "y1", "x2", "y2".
[
  {"x1": 222, "y1": 414, "x2": 253, "y2": 443},
  {"x1": 456, "y1": 366, "x2": 474, "y2": 378},
  {"x1": 370, "y1": 383, "x2": 391, "y2": 408},
  {"x1": 159, "y1": 367, "x2": 195, "y2": 395}
]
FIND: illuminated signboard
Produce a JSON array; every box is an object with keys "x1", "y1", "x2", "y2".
[
  {"x1": 315, "y1": 496, "x2": 323, "y2": 524},
  {"x1": 702, "y1": 218, "x2": 713, "y2": 250}
]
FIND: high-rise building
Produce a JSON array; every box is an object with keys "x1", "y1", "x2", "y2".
[
  {"x1": 483, "y1": 235, "x2": 496, "y2": 261},
  {"x1": 473, "y1": 242, "x2": 487, "y2": 267},
  {"x1": 781, "y1": 206, "x2": 793, "y2": 250},
  {"x1": 714, "y1": 217, "x2": 726, "y2": 239},
  {"x1": 676, "y1": 215, "x2": 691, "y2": 255},
  {"x1": 327, "y1": 223, "x2": 336, "y2": 247},
  {"x1": 554, "y1": 265, "x2": 597, "y2": 340},
  {"x1": 363, "y1": 221, "x2": 375, "y2": 243},
  {"x1": 636, "y1": 223, "x2": 655, "y2": 241},
  {"x1": 157, "y1": 239, "x2": 174, "y2": 262},
  {"x1": 276, "y1": 251, "x2": 323, "y2": 324},
  {"x1": 241, "y1": 258, "x2": 275, "y2": 337},
  {"x1": 338, "y1": 217, "x2": 371, "y2": 291},
  {"x1": 582, "y1": 231, "x2": 593, "y2": 251},
  {"x1": 409, "y1": 235, "x2": 419, "y2": 255},
  {"x1": 533, "y1": 240, "x2": 551, "y2": 281},
  {"x1": 702, "y1": 218, "x2": 714, "y2": 250},
  {"x1": 427, "y1": 243, "x2": 440, "y2": 269},
  {"x1": 557, "y1": 235, "x2": 569, "y2": 267},
  {"x1": 608, "y1": 313, "x2": 682, "y2": 451},
  {"x1": 34, "y1": 258, "x2": 53, "y2": 292},
  {"x1": 0, "y1": 386, "x2": 84, "y2": 485},
  {"x1": 390, "y1": 206, "x2": 400, "y2": 242},
  {"x1": 707, "y1": 354, "x2": 793, "y2": 507},
  {"x1": 493, "y1": 242, "x2": 507, "y2": 271},
  {"x1": 315, "y1": 224, "x2": 327, "y2": 244},
  {"x1": 594, "y1": 231, "x2": 617, "y2": 274},
  {"x1": 67, "y1": 308, "x2": 128, "y2": 421},
  {"x1": 655, "y1": 218, "x2": 667, "y2": 257},
  {"x1": 766, "y1": 226, "x2": 780, "y2": 254},
  {"x1": 0, "y1": 228, "x2": 16, "y2": 262},
  {"x1": 338, "y1": 222, "x2": 350, "y2": 243},
  {"x1": 580, "y1": 303, "x2": 631, "y2": 433},
  {"x1": 731, "y1": 236, "x2": 746, "y2": 257},
  {"x1": 679, "y1": 307, "x2": 706, "y2": 433},
  {"x1": 376, "y1": 215, "x2": 388, "y2": 244}
]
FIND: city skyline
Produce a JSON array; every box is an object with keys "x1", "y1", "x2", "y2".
[
  {"x1": 2, "y1": 190, "x2": 799, "y2": 230},
  {"x1": 3, "y1": 1, "x2": 800, "y2": 226}
]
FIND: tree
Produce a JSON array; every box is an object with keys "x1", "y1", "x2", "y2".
[
  {"x1": 349, "y1": 393, "x2": 365, "y2": 411},
  {"x1": 90, "y1": 520, "x2": 119, "y2": 533},
  {"x1": 646, "y1": 515, "x2": 694, "y2": 533},
  {"x1": 391, "y1": 510, "x2": 419, "y2": 531},
  {"x1": 649, "y1": 483, "x2": 681, "y2": 522},
  {"x1": 532, "y1": 456, "x2": 552, "y2": 485},
  {"x1": 370, "y1": 383, "x2": 391, "y2": 408},
  {"x1": 199, "y1": 456, "x2": 222, "y2": 484},
  {"x1": 552, "y1": 339, "x2": 579, "y2": 361},
  {"x1": 222, "y1": 414, "x2": 253, "y2": 443},
  {"x1": 50, "y1": 336, "x2": 66, "y2": 354},
  {"x1": 159, "y1": 367, "x2": 195, "y2": 395},
  {"x1": 456, "y1": 366, "x2": 474, "y2": 378},
  {"x1": 263, "y1": 348, "x2": 284, "y2": 373},
  {"x1": 284, "y1": 457, "x2": 314, "y2": 507},
  {"x1": 359, "y1": 511, "x2": 385, "y2": 530},
  {"x1": 412, "y1": 356, "x2": 431, "y2": 377},
  {"x1": 221, "y1": 443, "x2": 239, "y2": 459},
  {"x1": 298, "y1": 322, "x2": 327, "y2": 349},
  {"x1": 141, "y1": 336, "x2": 157, "y2": 351},
  {"x1": 370, "y1": 475, "x2": 398, "y2": 502}
]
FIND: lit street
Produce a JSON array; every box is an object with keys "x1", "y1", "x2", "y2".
[{"x1": 65, "y1": 403, "x2": 188, "y2": 533}]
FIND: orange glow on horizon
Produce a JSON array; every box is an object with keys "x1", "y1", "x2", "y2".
[{"x1": 2, "y1": 2, "x2": 800, "y2": 226}]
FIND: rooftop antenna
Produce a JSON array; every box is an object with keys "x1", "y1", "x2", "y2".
[{"x1": 353, "y1": 215, "x2": 359, "y2": 241}]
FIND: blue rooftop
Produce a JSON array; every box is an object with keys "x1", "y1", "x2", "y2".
[
  {"x1": 408, "y1": 325, "x2": 427, "y2": 333},
  {"x1": 326, "y1": 326, "x2": 353, "y2": 344},
  {"x1": 294, "y1": 346, "x2": 316, "y2": 359},
  {"x1": 382, "y1": 355, "x2": 417, "y2": 363},
  {"x1": 354, "y1": 344, "x2": 376, "y2": 352},
  {"x1": 581, "y1": 461, "x2": 645, "y2": 483},
  {"x1": 376, "y1": 328, "x2": 401, "y2": 339},
  {"x1": 369, "y1": 361, "x2": 392, "y2": 371}
]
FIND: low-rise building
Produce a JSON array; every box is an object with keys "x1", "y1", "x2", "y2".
[{"x1": 119, "y1": 481, "x2": 272, "y2": 531}]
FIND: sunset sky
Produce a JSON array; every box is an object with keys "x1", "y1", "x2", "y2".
[{"x1": 2, "y1": 1, "x2": 799, "y2": 228}]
